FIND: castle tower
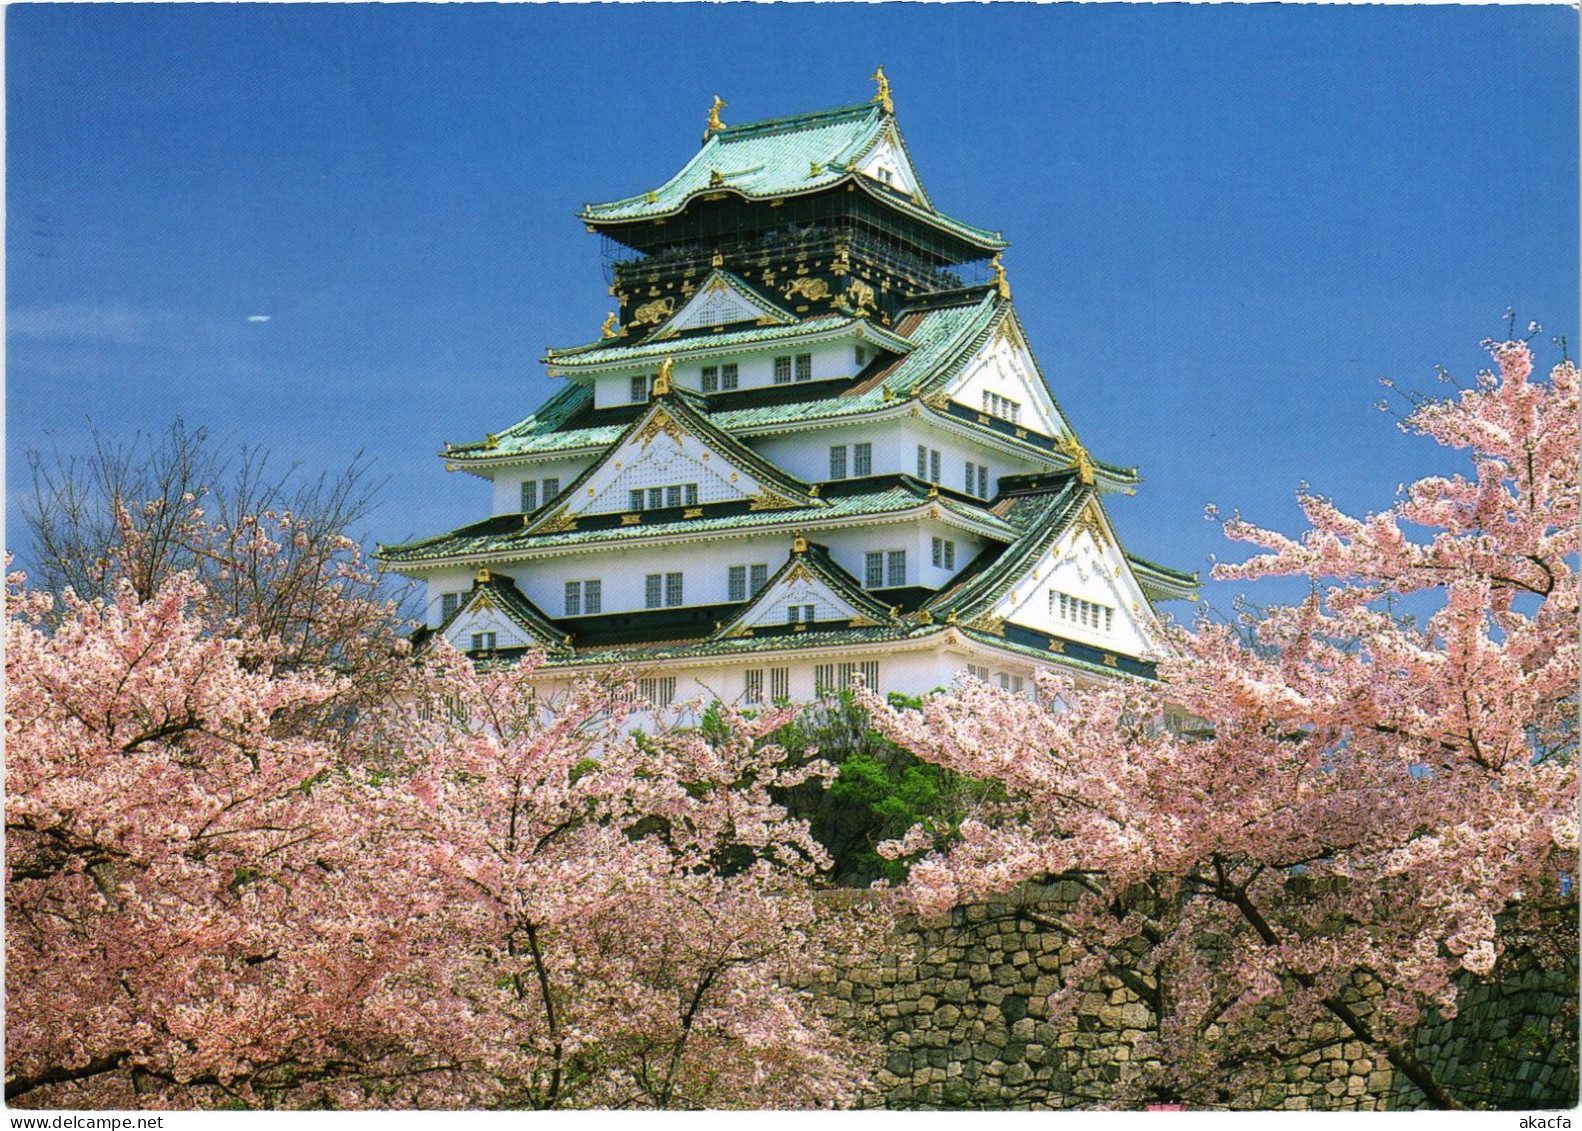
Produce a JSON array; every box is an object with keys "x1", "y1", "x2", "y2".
[{"x1": 378, "y1": 78, "x2": 1196, "y2": 706}]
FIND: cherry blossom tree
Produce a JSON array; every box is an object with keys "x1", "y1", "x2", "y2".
[
  {"x1": 349, "y1": 644, "x2": 879, "y2": 1108},
  {"x1": 7, "y1": 556, "x2": 878, "y2": 1108},
  {"x1": 861, "y1": 337, "x2": 1578, "y2": 1108},
  {"x1": 4, "y1": 568, "x2": 420, "y2": 1108}
]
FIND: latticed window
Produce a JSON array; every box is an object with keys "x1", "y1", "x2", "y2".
[
  {"x1": 521, "y1": 480, "x2": 539, "y2": 512},
  {"x1": 945, "y1": 540, "x2": 956, "y2": 569},
  {"x1": 815, "y1": 661, "x2": 879, "y2": 697},
  {"x1": 773, "y1": 356, "x2": 792, "y2": 384},
  {"x1": 701, "y1": 365, "x2": 719, "y2": 393},
  {"x1": 998, "y1": 672, "x2": 1025, "y2": 694},
  {"x1": 728, "y1": 565, "x2": 747, "y2": 602},
  {"x1": 864, "y1": 552, "x2": 884, "y2": 589},
  {"x1": 470, "y1": 632, "x2": 497, "y2": 651},
  {"x1": 966, "y1": 663, "x2": 990, "y2": 682},
  {"x1": 853, "y1": 442, "x2": 872, "y2": 476},
  {"x1": 629, "y1": 488, "x2": 644, "y2": 511},
  {"x1": 645, "y1": 574, "x2": 663, "y2": 609},
  {"x1": 583, "y1": 580, "x2": 601, "y2": 614},
  {"x1": 664, "y1": 572, "x2": 684, "y2": 606},
  {"x1": 1051, "y1": 591, "x2": 1115, "y2": 633},
  {"x1": 565, "y1": 581, "x2": 582, "y2": 617},
  {"x1": 769, "y1": 667, "x2": 790, "y2": 700},
  {"x1": 543, "y1": 477, "x2": 561, "y2": 501},
  {"x1": 786, "y1": 604, "x2": 816, "y2": 625},
  {"x1": 887, "y1": 550, "x2": 907, "y2": 588},
  {"x1": 721, "y1": 363, "x2": 739, "y2": 390},
  {"x1": 631, "y1": 375, "x2": 650, "y2": 402},
  {"x1": 829, "y1": 445, "x2": 848, "y2": 479},
  {"x1": 665, "y1": 485, "x2": 682, "y2": 508},
  {"x1": 744, "y1": 668, "x2": 764, "y2": 704},
  {"x1": 932, "y1": 538, "x2": 956, "y2": 569},
  {"x1": 795, "y1": 353, "x2": 813, "y2": 381},
  {"x1": 440, "y1": 592, "x2": 460, "y2": 619},
  {"x1": 638, "y1": 676, "x2": 677, "y2": 707},
  {"x1": 978, "y1": 465, "x2": 989, "y2": 498},
  {"x1": 917, "y1": 446, "x2": 940, "y2": 482},
  {"x1": 750, "y1": 563, "x2": 768, "y2": 594}
]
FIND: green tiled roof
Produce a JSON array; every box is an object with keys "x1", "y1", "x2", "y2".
[
  {"x1": 378, "y1": 477, "x2": 1019, "y2": 567},
  {"x1": 579, "y1": 101, "x2": 1005, "y2": 252},
  {"x1": 544, "y1": 312, "x2": 913, "y2": 369},
  {"x1": 553, "y1": 622, "x2": 938, "y2": 668},
  {"x1": 432, "y1": 572, "x2": 572, "y2": 656}
]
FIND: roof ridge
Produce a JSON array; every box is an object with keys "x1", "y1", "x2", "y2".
[{"x1": 717, "y1": 101, "x2": 879, "y2": 139}]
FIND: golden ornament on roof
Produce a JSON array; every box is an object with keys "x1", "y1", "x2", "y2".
[
  {"x1": 990, "y1": 253, "x2": 1011, "y2": 299},
  {"x1": 792, "y1": 533, "x2": 808, "y2": 554},
  {"x1": 653, "y1": 357, "x2": 674, "y2": 396},
  {"x1": 705, "y1": 95, "x2": 727, "y2": 136},
  {"x1": 600, "y1": 311, "x2": 620, "y2": 339},
  {"x1": 871, "y1": 66, "x2": 894, "y2": 114}
]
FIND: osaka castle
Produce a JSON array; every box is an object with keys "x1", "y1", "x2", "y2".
[{"x1": 377, "y1": 73, "x2": 1196, "y2": 705}]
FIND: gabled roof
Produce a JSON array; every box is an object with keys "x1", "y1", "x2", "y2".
[
  {"x1": 433, "y1": 570, "x2": 572, "y2": 657},
  {"x1": 925, "y1": 473, "x2": 1091, "y2": 623},
  {"x1": 543, "y1": 311, "x2": 913, "y2": 371},
  {"x1": 522, "y1": 390, "x2": 819, "y2": 534},
  {"x1": 715, "y1": 538, "x2": 899, "y2": 639},
  {"x1": 654, "y1": 268, "x2": 799, "y2": 333},
  {"x1": 579, "y1": 100, "x2": 1005, "y2": 253}
]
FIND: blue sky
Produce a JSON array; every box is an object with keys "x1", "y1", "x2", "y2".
[{"x1": 7, "y1": 3, "x2": 1578, "y2": 615}]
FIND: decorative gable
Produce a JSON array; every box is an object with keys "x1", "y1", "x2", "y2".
[
  {"x1": 718, "y1": 538, "x2": 895, "y2": 638},
  {"x1": 439, "y1": 571, "x2": 570, "y2": 656},
  {"x1": 658, "y1": 271, "x2": 796, "y2": 334},
  {"x1": 526, "y1": 398, "x2": 815, "y2": 532},
  {"x1": 940, "y1": 312, "x2": 1072, "y2": 440},
  {"x1": 984, "y1": 500, "x2": 1166, "y2": 658},
  {"x1": 857, "y1": 124, "x2": 927, "y2": 202}
]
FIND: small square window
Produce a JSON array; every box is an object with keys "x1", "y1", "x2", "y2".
[
  {"x1": 773, "y1": 356, "x2": 792, "y2": 384},
  {"x1": 543, "y1": 477, "x2": 560, "y2": 501},
  {"x1": 631, "y1": 375, "x2": 650, "y2": 403},
  {"x1": 440, "y1": 592, "x2": 460, "y2": 619},
  {"x1": 721, "y1": 363, "x2": 739, "y2": 390},
  {"x1": 470, "y1": 631, "x2": 497, "y2": 651},
  {"x1": 665, "y1": 485, "x2": 682, "y2": 508},
  {"x1": 647, "y1": 487, "x2": 664, "y2": 509},
  {"x1": 629, "y1": 488, "x2": 644, "y2": 511},
  {"x1": 684, "y1": 483, "x2": 699, "y2": 506},
  {"x1": 795, "y1": 353, "x2": 813, "y2": 381}
]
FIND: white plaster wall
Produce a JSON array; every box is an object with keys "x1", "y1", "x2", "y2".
[
  {"x1": 580, "y1": 428, "x2": 766, "y2": 514},
  {"x1": 588, "y1": 338, "x2": 868, "y2": 409},
  {"x1": 490, "y1": 458, "x2": 590, "y2": 516},
  {"x1": 441, "y1": 603, "x2": 539, "y2": 651}
]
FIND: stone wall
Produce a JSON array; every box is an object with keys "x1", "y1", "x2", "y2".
[{"x1": 810, "y1": 887, "x2": 1577, "y2": 1111}]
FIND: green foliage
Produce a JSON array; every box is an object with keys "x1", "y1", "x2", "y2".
[{"x1": 773, "y1": 691, "x2": 996, "y2": 886}]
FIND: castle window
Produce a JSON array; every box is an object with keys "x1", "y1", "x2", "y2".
[
  {"x1": 701, "y1": 365, "x2": 719, "y2": 393},
  {"x1": 932, "y1": 538, "x2": 957, "y2": 569},
  {"x1": 816, "y1": 660, "x2": 879, "y2": 697},
  {"x1": 853, "y1": 442, "x2": 872, "y2": 476},
  {"x1": 639, "y1": 676, "x2": 677, "y2": 708},
  {"x1": 470, "y1": 632, "x2": 497, "y2": 651},
  {"x1": 565, "y1": 580, "x2": 581, "y2": 617},
  {"x1": 769, "y1": 667, "x2": 790, "y2": 700},
  {"x1": 721, "y1": 362, "x2": 739, "y2": 390},
  {"x1": 629, "y1": 488, "x2": 643, "y2": 511},
  {"x1": 855, "y1": 345, "x2": 869, "y2": 367},
  {"x1": 786, "y1": 604, "x2": 816, "y2": 625},
  {"x1": 966, "y1": 663, "x2": 990, "y2": 682},
  {"x1": 565, "y1": 580, "x2": 601, "y2": 617},
  {"x1": 979, "y1": 465, "x2": 989, "y2": 498},
  {"x1": 1052, "y1": 591, "x2": 1114, "y2": 633},
  {"x1": 645, "y1": 574, "x2": 663, "y2": 609},
  {"x1": 664, "y1": 572, "x2": 684, "y2": 607},
  {"x1": 887, "y1": 550, "x2": 907, "y2": 587},
  {"x1": 521, "y1": 480, "x2": 539, "y2": 512},
  {"x1": 543, "y1": 477, "x2": 561, "y2": 502},
  {"x1": 727, "y1": 563, "x2": 769, "y2": 602},
  {"x1": 631, "y1": 375, "x2": 651, "y2": 403},
  {"x1": 916, "y1": 445, "x2": 941, "y2": 483},
  {"x1": 998, "y1": 672, "x2": 1025, "y2": 694},
  {"x1": 665, "y1": 485, "x2": 682, "y2": 508},
  {"x1": 440, "y1": 592, "x2": 461, "y2": 620},
  {"x1": 983, "y1": 391, "x2": 1021, "y2": 424},
  {"x1": 864, "y1": 552, "x2": 884, "y2": 589},
  {"x1": 773, "y1": 356, "x2": 792, "y2": 384},
  {"x1": 965, "y1": 461, "x2": 978, "y2": 495},
  {"x1": 945, "y1": 540, "x2": 956, "y2": 569},
  {"x1": 795, "y1": 353, "x2": 813, "y2": 381},
  {"x1": 829, "y1": 445, "x2": 848, "y2": 479},
  {"x1": 744, "y1": 668, "x2": 764, "y2": 704}
]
